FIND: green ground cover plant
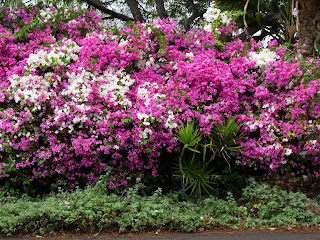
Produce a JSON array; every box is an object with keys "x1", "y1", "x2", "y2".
[{"x1": 1, "y1": 178, "x2": 320, "y2": 236}]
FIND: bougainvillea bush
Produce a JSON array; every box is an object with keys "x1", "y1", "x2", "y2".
[{"x1": 1, "y1": 5, "x2": 320, "y2": 195}]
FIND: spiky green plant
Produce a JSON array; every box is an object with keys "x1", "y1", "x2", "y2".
[
  {"x1": 176, "y1": 121, "x2": 202, "y2": 191},
  {"x1": 203, "y1": 116, "x2": 245, "y2": 170},
  {"x1": 174, "y1": 158, "x2": 215, "y2": 196}
]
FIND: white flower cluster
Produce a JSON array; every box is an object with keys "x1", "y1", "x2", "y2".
[
  {"x1": 285, "y1": 97, "x2": 294, "y2": 105},
  {"x1": 61, "y1": 39, "x2": 81, "y2": 58},
  {"x1": 52, "y1": 103, "x2": 91, "y2": 133},
  {"x1": 0, "y1": 109, "x2": 34, "y2": 141},
  {"x1": 204, "y1": 3, "x2": 231, "y2": 24},
  {"x1": 97, "y1": 70, "x2": 135, "y2": 108},
  {"x1": 136, "y1": 82, "x2": 164, "y2": 107},
  {"x1": 137, "y1": 87, "x2": 153, "y2": 107},
  {"x1": 9, "y1": 73, "x2": 56, "y2": 107},
  {"x1": 137, "y1": 87, "x2": 149, "y2": 98},
  {"x1": 164, "y1": 110, "x2": 177, "y2": 129},
  {"x1": 26, "y1": 40, "x2": 81, "y2": 71},
  {"x1": 248, "y1": 49, "x2": 280, "y2": 68},
  {"x1": 138, "y1": 55, "x2": 160, "y2": 69},
  {"x1": 283, "y1": 148, "x2": 293, "y2": 156},
  {"x1": 146, "y1": 56, "x2": 156, "y2": 68},
  {"x1": 262, "y1": 103, "x2": 276, "y2": 113},
  {"x1": 39, "y1": 8, "x2": 77, "y2": 24},
  {"x1": 203, "y1": 2, "x2": 232, "y2": 32},
  {"x1": 307, "y1": 139, "x2": 317, "y2": 149},
  {"x1": 246, "y1": 121, "x2": 263, "y2": 132},
  {"x1": 299, "y1": 151, "x2": 308, "y2": 156},
  {"x1": 185, "y1": 52, "x2": 194, "y2": 59},
  {"x1": 62, "y1": 68, "x2": 134, "y2": 108},
  {"x1": 62, "y1": 70, "x2": 93, "y2": 102},
  {"x1": 137, "y1": 113, "x2": 154, "y2": 126},
  {"x1": 139, "y1": 128, "x2": 153, "y2": 139},
  {"x1": 169, "y1": 61, "x2": 178, "y2": 70},
  {"x1": 39, "y1": 8, "x2": 54, "y2": 23}
]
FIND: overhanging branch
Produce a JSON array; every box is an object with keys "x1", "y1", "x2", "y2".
[{"x1": 81, "y1": 0, "x2": 134, "y2": 21}]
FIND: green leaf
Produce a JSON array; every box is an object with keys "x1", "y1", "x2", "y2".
[
  {"x1": 187, "y1": 147, "x2": 201, "y2": 153},
  {"x1": 122, "y1": 117, "x2": 133, "y2": 125}
]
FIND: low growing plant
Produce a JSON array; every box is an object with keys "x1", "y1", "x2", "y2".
[{"x1": 1, "y1": 179, "x2": 320, "y2": 236}]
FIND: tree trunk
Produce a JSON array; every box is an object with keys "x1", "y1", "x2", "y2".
[
  {"x1": 155, "y1": 0, "x2": 168, "y2": 19},
  {"x1": 298, "y1": 0, "x2": 320, "y2": 55},
  {"x1": 126, "y1": 0, "x2": 145, "y2": 22}
]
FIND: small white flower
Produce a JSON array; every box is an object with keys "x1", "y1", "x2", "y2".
[
  {"x1": 164, "y1": 111, "x2": 177, "y2": 129},
  {"x1": 274, "y1": 143, "x2": 282, "y2": 150},
  {"x1": 220, "y1": 13, "x2": 231, "y2": 25},
  {"x1": 146, "y1": 27, "x2": 152, "y2": 34},
  {"x1": 119, "y1": 39, "x2": 128, "y2": 47},
  {"x1": 286, "y1": 98, "x2": 294, "y2": 105},
  {"x1": 139, "y1": 128, "x2": 153, "y2": 139},
  {"x1": 203, "y1": 24, "x2": 213, "y2": 32},
  {"x1": 186, "y1": 52, "x2": 194, "y2": 59},
  {"x1": 137, "y1": 88, "x2": 149, "y2": 98}
]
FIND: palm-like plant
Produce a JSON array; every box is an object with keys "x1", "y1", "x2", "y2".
[
  {"x1": 176, "y1": 121, "x2": 203, "y2": 191},
  {"x1": 203, "y1": 116, "x2": 245, "y2": 171},
  {"x1": 176, "y1": 158, "x2": 215, "y2": 196},
  {"x1": 175, "y1": 117, "x2": 245, "y2": 196}
]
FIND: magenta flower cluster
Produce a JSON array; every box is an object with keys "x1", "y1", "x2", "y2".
[{"x1": 1, "y1": 6, "x2": 320, "y2": 191}]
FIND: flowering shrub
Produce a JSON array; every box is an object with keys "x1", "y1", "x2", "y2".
[{"x1": 1, "y1": 5, "x2": 320, "y2": 194}]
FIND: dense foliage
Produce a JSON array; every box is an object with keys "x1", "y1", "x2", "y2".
[{"x1": 1, "y1": 5, "x2": 320, "y2": 195}]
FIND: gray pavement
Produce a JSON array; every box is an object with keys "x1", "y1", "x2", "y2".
[{"x1": 2, "y1": 231, "x2": 320, "y2": 240}]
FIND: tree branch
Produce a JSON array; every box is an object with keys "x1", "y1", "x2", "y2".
[
  {"x1": 184, "y1": 0, "x2": 205, "y2": 30},
  {"x1": 80, "y1": 0, "x2": 134, "y2": 21},
  {"x1": 184, "y1": 10, "x2": 205, "y2": 30}
]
